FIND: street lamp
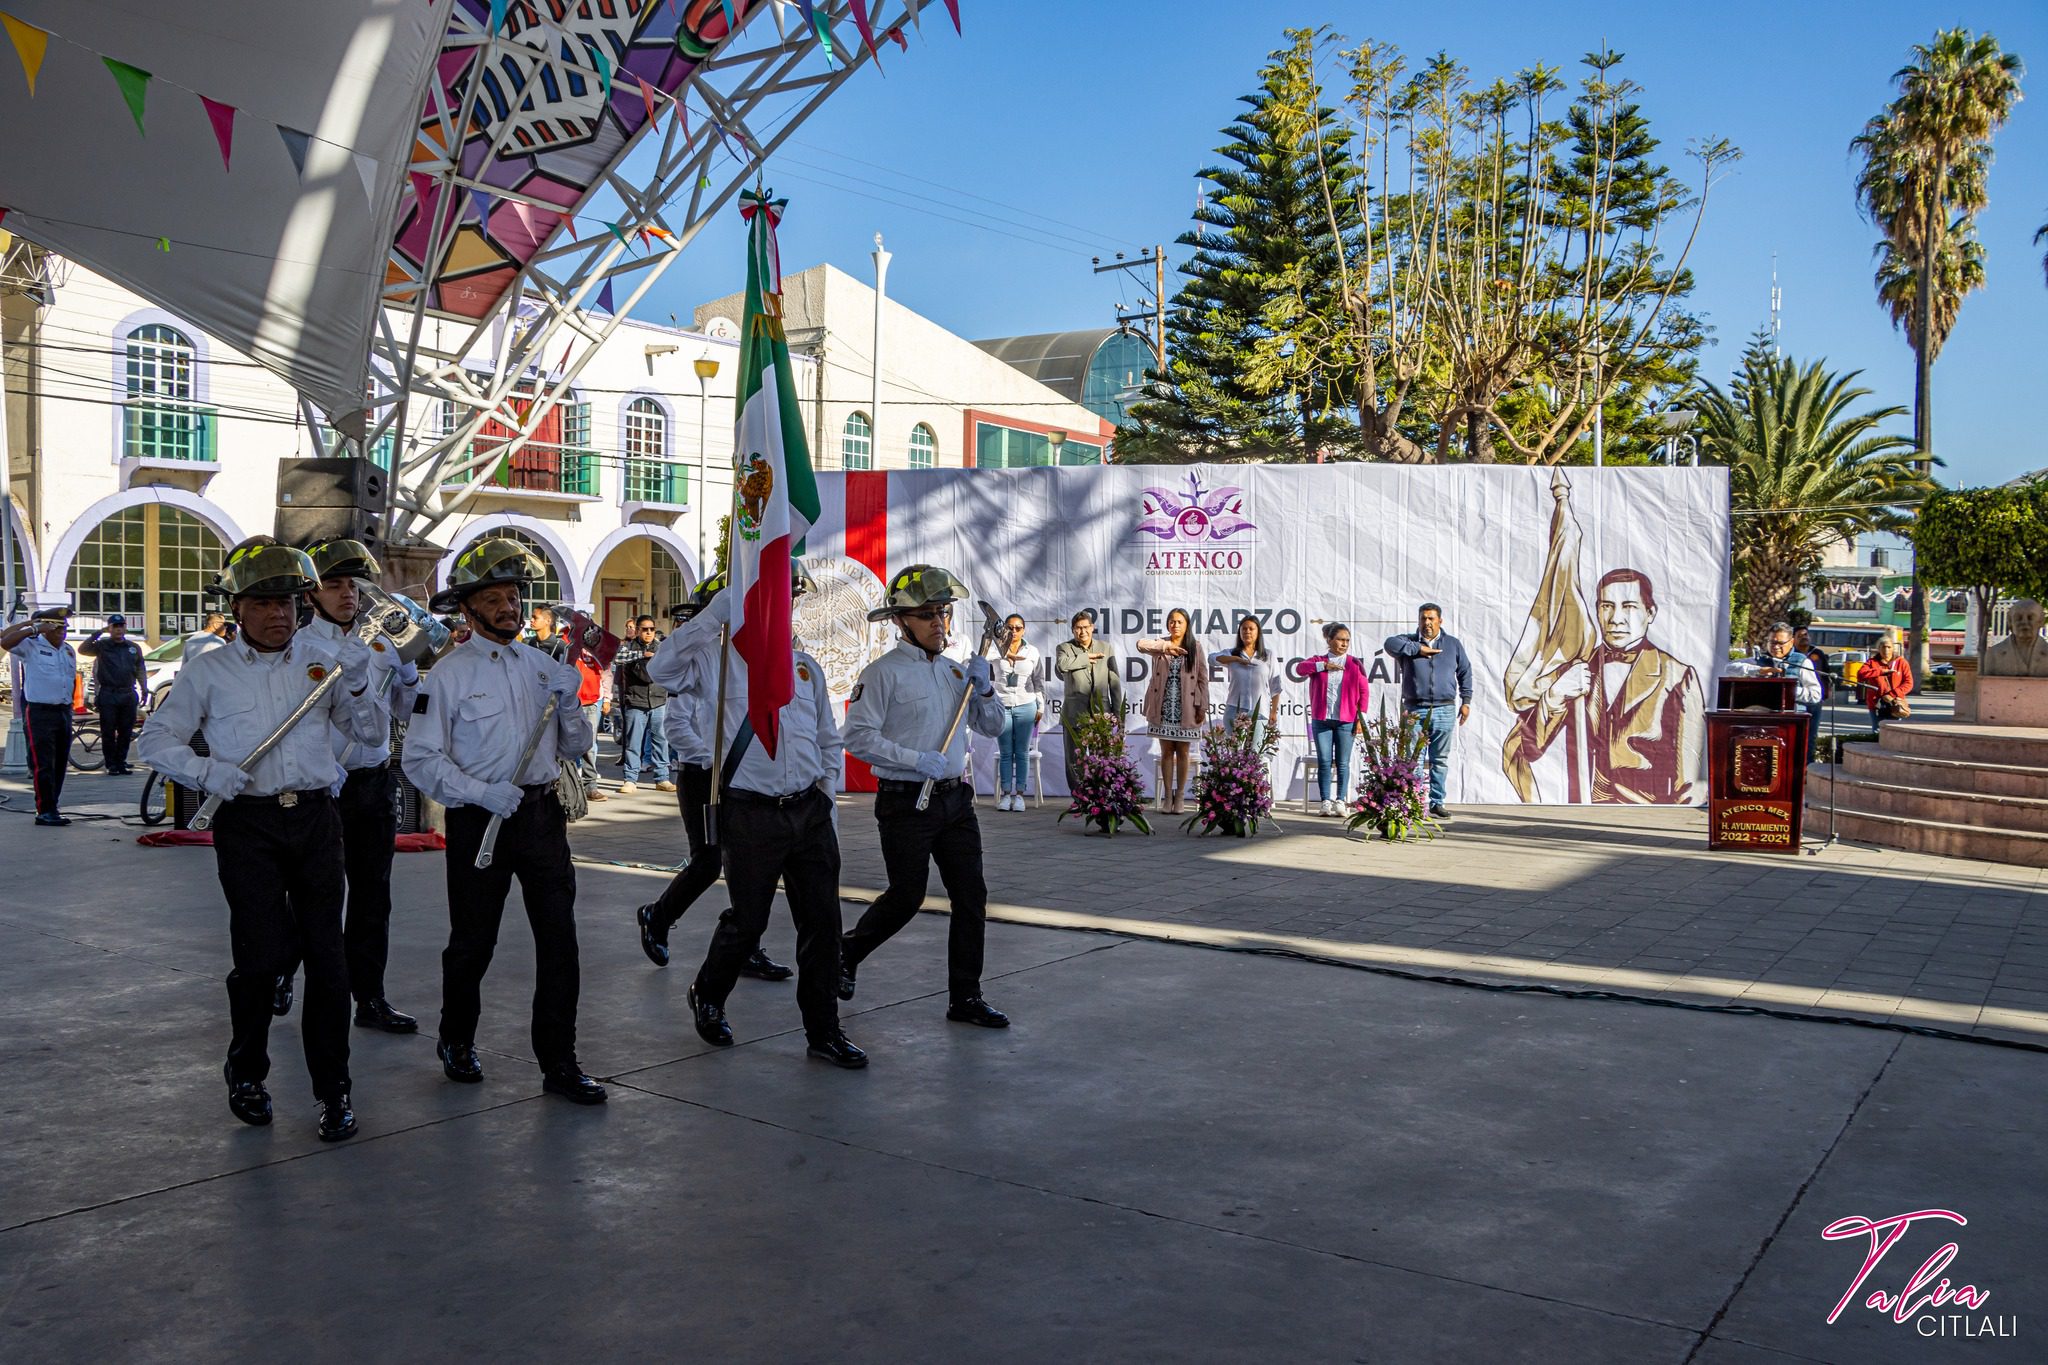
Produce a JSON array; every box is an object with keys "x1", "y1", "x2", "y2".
[
  {"x1": 1046, "y1": 430, "x2": 1066, "y2": 468},
  {"x1": 693, "y1": 354, "x2": 720, "y2": 575},
  {"x1": 1654, "y1": 408, "x2": 1699, "y2": 467}
]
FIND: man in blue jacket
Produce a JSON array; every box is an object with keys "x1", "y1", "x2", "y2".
[{"x1": 1382, "y1": 603, "x2": 1473, "y2": 820}]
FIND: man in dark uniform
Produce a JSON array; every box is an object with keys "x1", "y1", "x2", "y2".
[
  {"x1": 841, "y1": 565, "x2": 1011, "y2": 1028},
  {"x1": 402, "y1": 539, "x2": 607, "y2": 1104},
  {"x1": 83, "y1": 613, "x2": 148, "y2": 774},
  {"x1": 3, "y1": 604, "x2": 78, "y2": 824},
  {"x1": 136, "y1": 540, "x2": 383, "y2": 1140}
]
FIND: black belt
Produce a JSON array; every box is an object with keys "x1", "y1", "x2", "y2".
[
  {"x1": 877, "y1": 777, "x2": 961, "y2": 795},
  {"x1": 231, "y1": 789, "x2": 333, "y2": 809},
  {"x1": 520, "y1": 781, "x2": 555, "y2": 800},
  {"x1": 723, "y1": 785, "x2": 818, "y2": 808}
]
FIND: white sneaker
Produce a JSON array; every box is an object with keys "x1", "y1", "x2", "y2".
[
  {"x1": 1004, "y1": 792, "x2": 1020, "y2": 812},
  {"x1": 1321, "y1": 798, "x2": 1337, "y2": 817},
  {"x1": 619, "y1": 782, "x2": 639, "y2": 795}
]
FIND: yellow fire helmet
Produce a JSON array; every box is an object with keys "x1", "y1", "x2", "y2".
[
  {"x1": 428, "y1": 537, "x2": 541, "y2": 614},
  {"x1": 303, "y1": 537, "x2": 381, "y2": 583},
  {"x1": 212, "y1": 541, "x2": 320, "y2": 600},
  {"x1": 867, "y1": 564, "x2": 967, "y2": 622}
]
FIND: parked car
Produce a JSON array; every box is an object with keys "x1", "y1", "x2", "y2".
[
  {"x1": 1931, "y1": 662, "x2": 1955, "y2": 677},
  {"x1": 143, "y1": 632, "x2": 208, "y2": 708}
]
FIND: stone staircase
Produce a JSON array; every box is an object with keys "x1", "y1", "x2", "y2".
[{"x1": 1806, "y1": 721, "x2": 2048, "y2": 866}]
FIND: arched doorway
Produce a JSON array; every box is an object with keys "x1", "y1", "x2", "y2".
[
  {"x1": 65, "y1": 504, "x2": 226, "y2": 641},
  {"x1": 589, "y1": 532, "x2": 690, "y2": 639}
]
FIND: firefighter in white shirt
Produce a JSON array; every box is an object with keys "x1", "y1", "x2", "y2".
[
  {"x1": 668, "y1": 569, "x2": 866, "y2": 1068},
  {"x1": 275, "y1": 537, "x2": 421, "y2": 1035},
  {"x1": 841, "y1": 565, "x2": 1011, "y2": 1028},
  {"x1": 401, "y1": 539, "x2": 607, "y2": 1105},
  {"x1": 136, "y1": 539, "x2": 383, "y2": 1141}
]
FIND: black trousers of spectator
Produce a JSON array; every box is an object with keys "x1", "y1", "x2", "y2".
[
  {"x1": 98, "y1": 697, "x2": 138, "y2": 771},
  {"x1": 650, "y1": 762, "x2": 727, "y2": 931},
  {"x1": 213, "y1": 793, "x2": 351, "y2": 1100},
  {"x1": 440, "y1": 789, "x2": 581, "y2": 1073},
  {"x1": 695, "y1": 786, "x2": 841, "y2": 1041},
  {"x1": 23, "y1": 702, "x2": 70, "y2": 814},
  {"x1": 842, "y1": 779, "x2": 987, "y2": 1003}
]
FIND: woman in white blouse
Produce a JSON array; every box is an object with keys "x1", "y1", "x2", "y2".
[
  {"x1": 1215, "y1": 614, "x2": 1283, "y2": 746},
  {"x1": 990, "y1": 614, "x2": 1044, "y2": 811}
]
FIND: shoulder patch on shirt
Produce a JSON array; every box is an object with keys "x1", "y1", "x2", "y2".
[
  {"x1": 848, "y1": 683, "x2": 863, "y2": 703},
  {"x1": 949, "y1": 665, "x2": 963, "y2": 680},
  {"x1": 413, "y1": 692, "x2": 431, "y2": 715},
  {"x1": 307, "y1": 664, "x2": 328, "y2": 682}
]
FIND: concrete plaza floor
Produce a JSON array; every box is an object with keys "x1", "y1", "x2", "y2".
[{"x1": 1, "y1": 760, "x2": 2042, "y2": 1362}]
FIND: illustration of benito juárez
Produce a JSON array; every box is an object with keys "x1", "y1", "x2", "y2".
[{"x1": 1508, "y1": 567, "x2": 1706, "y2": 804}]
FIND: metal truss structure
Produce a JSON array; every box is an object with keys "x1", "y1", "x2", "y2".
[{"x1": 321, "y1": 0, "x2": 942, "y2": 549}]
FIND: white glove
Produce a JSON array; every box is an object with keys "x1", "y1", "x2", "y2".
[
  {"x1": 476, "y1": 781, "x2": 524, "y2": 819},
  {"x1": 965, "y1": 656, "x2": 994, "y2": 692},
  {"x1": 200, "y1": 759, "x2": 252, "y2": 801},
  {"x1": 336, "y1": 636, "x2": 373, "y2": 688},
  {"x1": 545, "y1": 665, "x2": 582, "y2": 709},
  {"x1": 396, "y1": 661, "x2": 421, "y2": 687},
  {"x1": 912, "y1": 750, "x2": 952, "y2": 781}
]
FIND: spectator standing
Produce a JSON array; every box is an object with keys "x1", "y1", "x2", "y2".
[
  {"x1": 1857, "y1": 634, "x2": 1914, "y2": 730},
  {"x1": 1795, "y1": 626, "x2": 1831, "y2": 763},
  {"x1": 1382, "y1": 604, "x2": 1474, "y2": 819},
  {"x1": 184, "y1": 612, "x2": 232, "y2": 664},
  {"x1": 990, "y1": 614, "x2": 1044, "y2": 812},
  {"x1": 1215, "y1": 614, "x2": 1283, "y2": 746},
  {"x1": 1291, "y1": 622, "x2": 1371, "y2": 816},
  {"x1": 1053, "y1": 610, "x2": 1123, "y2": 793},
  {"x1": 85, "y1": 613, "x2": 148, "y2": 773},
  {"x1": 1137, "y1": 608, "x2": 1209, "y2": 814},
  {"x1": 2, "y1": 606, "x2": 78, "y2": 825},
  {"x1": 613, "y1": 615, "x2": 674, "y2": 795}
]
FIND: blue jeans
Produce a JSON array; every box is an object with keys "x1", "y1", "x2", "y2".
[
  {"x1": 1310, "y1": 719, "x2": 1353, "y2": 801},
  {"x1": 1404, "y1": 703, "x2": 1457, "y2": 809},
  {"x1": 1224, "y1": 702, "x2": 1268, "y2": 748},
  {"x1": 621, "y1": 705, "x2": 670, "y2": 782},
  {"x1": 996, "y1": 705, "x2": 1037, "y2": 792}
]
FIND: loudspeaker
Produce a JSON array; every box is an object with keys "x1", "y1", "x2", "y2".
[
  {"x1": 276, "y1": 503, "x2": 382, "y2": 546},
  {"x1": 275, "y1": 457, "x2": 384, "y2": 546}
]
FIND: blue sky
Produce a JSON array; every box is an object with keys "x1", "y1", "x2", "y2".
[{"x1": 632, "y1": 1, "x2": 2048, "y2": 487}]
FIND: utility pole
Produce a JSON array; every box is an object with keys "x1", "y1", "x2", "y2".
[
  {"x1": 871, "y1": 233, "x2": 890, "y2": 466},
  {"x1": 1093, "y1": 245, "x2": 1166, "y2": 374}
]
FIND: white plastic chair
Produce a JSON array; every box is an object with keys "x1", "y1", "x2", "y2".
[
  {"x1": 1027, "y1": 728, "x2": 1045, "y2": 808},
  {"x1": 1291, "y1": 753, "x2": 1322, "y2": 813}
]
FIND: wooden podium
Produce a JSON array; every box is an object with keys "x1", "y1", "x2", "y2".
[{"x1": 1706, "y1": 676, "x2": 1806, "y2": 852}]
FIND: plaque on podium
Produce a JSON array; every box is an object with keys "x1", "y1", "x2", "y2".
[{"x1": 1707, "y1": 675, "x2": 1806, "y2": 852}]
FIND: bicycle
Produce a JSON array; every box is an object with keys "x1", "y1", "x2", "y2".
[
  {"x1": 68, "y1": 716, "x2": 105, "y2": 772},
  {"x1": 139, "y1": 767, "x2": 170, "y2": 825}
]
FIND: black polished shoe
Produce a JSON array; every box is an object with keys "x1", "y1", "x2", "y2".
[
  {"x1": 836, "y1": 953, "x2": 858, "y2": 1001},
  {"x1": 806, "y1": 1033, "x2": 869, "y2": 1069},
  {"x1": 354, "y1": 998, "x2": 419, "y2": 1034},
  {"x1": 271, "y1": 974, "x2": 294, "y2": 1017},
  {"x1": 946, "y1": 996, "x2": 1011, "y2": 1029},
  {"x1": 317, "y1": 1092, "x2": 358, "y2": 1142},
  {"x1": 224, "y1": 1062, "x2": 272, "y2": 1126},
  {"x1": 541, "y1": 1068, "x2": 608, "y2": 1105},
  {"x1": 637, "y1": 904, "x2": 669, "y2": 967},
  {"x1": 687, "y1": 984, "x2": 733, "y2": 1047},
  {"x1": 739, "y1": 947, "x2": 794, "y2": 981},
  {"x1": 436, "y1": 1039, "x2": 484, "y2": 1084},
  {"x1": 33, "y1": 812, "x2": 69, "y2": 827}
]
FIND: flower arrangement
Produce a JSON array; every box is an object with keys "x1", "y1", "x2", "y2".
[
  {"x1": 1181, "y1": 712, "x2": 1277, "y2": 837},
  {"x1": 1346, "y1": 713, "x2": 1439, "y2": 841},
  {"x1": 1059, "y1": 712, "x2": 1153, "y2": 836}
]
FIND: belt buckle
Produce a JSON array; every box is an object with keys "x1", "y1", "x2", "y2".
[{"x1": 279, "y1": 791, "x2": 299, "y2": 809}]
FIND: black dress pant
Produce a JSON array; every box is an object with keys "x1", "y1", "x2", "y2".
[
  {"x1": 695, "y1": 787, "x2": 841, "y2": 1041},
  {"x1": 440, "y1": 790, "x2": 581, "y2": 1073},
  {"x1": 842, "y1": 780, "x2": 987, "y2": 1003},
  {"x1": 23, "y1": 702, "x2": 70, "y2": 814},
  {"x1": 650, "y1": 762, "x2": 727, "y2": 931},
  {"x1": 98, "y1": 697, "x2": 138, "y2": 771},
  {"x1": 340, "y1": 763, "x2": 399, "y2": 1001},
  {"x1": 213, "y1": 793, "x2": 351, "y2": 1099}
]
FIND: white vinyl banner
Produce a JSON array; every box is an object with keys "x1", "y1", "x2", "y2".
[{"x1": 793, "y1": 464, "x2": 1730, "y2": 807}]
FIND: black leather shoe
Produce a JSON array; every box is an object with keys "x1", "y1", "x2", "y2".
[
  {"x1": 1429, "y1": 804, "x2": 1448, "y2": 818},
  {"x1": 806, "y1": 1033, "x2": 868, "y2": 1069},
  {"x1": 33, "y1": 813, "x2": 69, "y2": 827},
  {"x1": 317, "y1": 1092, "x2": 358, "y2": 1142},
  {"x1": 688, "y1": 984, "x2": 733, "y2": 1047},
  {"x1": 224, "y1": 1062, "x2": 272, "y2": 1126},
  {"x1": 836, "y1": 954, "x2": 858, "y2": 1001},
  {"x1": 354, "y1": 998, "x2": 418, "y2": 1033},
  {"x1": 739, "y1": 947, "x2": 794, "y2": 981},
  {"x1": 637, "y1": 904, "x2": 669, "y2": 967},
  {"x1": 271, "y1": 974, "x2": 293, "y2": 1017},
  {"x1": 437, "y1": 1039, "x2": 484, "y2": 1084},
  {"x1": 542, "y1": 1069, "x2": 608, "y2": 1105},
  {"x1": 946, "y1": 996, "x2": 1011, "y2": 1029}
]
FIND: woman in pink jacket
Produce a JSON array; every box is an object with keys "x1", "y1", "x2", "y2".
[
  {"x1": 1137, "y1": 608, "x2": 1209, "y2": 814},
  {"x1": 1290, "y1": 621, "x2": 1371, "y2": 815}
]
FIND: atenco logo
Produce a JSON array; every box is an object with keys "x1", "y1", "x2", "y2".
[
  {"x1": 1135, "y1": 473, "x2": 1254, "y2": 577},
  {"x1": 1821, "y1": 1210, "x2": 2016, "y2": 1338}
]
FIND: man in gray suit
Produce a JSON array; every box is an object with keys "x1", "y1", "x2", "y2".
[{"x1": 1054, "y1": 609, "x2": 1124, "y2": 792}]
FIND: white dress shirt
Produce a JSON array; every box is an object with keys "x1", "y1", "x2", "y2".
[
  {"x1": 137, "y1": 636, "x2": 386, "y2": 797},
  {"x1": 707, "y1": 648, "x2": 842, "y2": 796},
  {"x1": 991, "y1": 640, "x2": 1044, "y2": 711},
  {"x1": 844, "y1": 640, "x2": 1007, "y2": 782},
  {"x1": 656, "y1": 647, "x2": 715, "y2": 768},
  {"x1": 401, "y1": 634, "x2": 593, "y2": 810},
  {"x1": 6, "y1": 631, "x2": 78, "y2": 705},
  {"x1": 302, "y1": 613, "x2": 419, "y2": 770},
  {"x1": 1219, "y1": 650, "x2": 1285, "y2": 710}
]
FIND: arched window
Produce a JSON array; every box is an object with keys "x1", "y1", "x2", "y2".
[
  {"x1": 841, "y1": 411, "x2": 872, "y2": 471},
  {"x1": 463, "y1": 527, "x2": 563, "y2": 605},
  {"x1": 908, "y1": 423, "x2": 937, "y2": 470},
  {"x1": 123, "y1": 324, "x2": 208, "y2": 461},
  {"x1": 67, "y1": 505, "x2": 225, "y2": 639},
  {"x1": 624, "y1": 397, "x2": 685, "y2": 504}
]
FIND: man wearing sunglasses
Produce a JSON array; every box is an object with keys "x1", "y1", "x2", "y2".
[{"x1": 612, "y1": 615, "x2": 675, "y2": 795}]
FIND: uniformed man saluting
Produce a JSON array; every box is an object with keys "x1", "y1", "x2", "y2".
[
  {"x1": 841, "y1": 565, "x2": 1011, "y2": 1028},
  {"x1": 401, "y1": 539, "x2": 606, "y2": 1104},
  {"x1": 290, "y1": 537, "x2": 421, "y2": 1034},
  {"x1": 1, "y1": 604, "x2": 79, "y2": 826},
  {"x1": 136, "y1": 539, "x2": 383, "y2": 1141}
]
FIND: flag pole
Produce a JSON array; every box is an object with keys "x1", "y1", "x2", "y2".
[{"x1": 705, "y1": 481, "x2": 743, "y2": 843}]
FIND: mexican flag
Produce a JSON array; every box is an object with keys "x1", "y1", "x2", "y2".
[{"x1": 726, "y1": 190, "x2": 819, "y2": 757}]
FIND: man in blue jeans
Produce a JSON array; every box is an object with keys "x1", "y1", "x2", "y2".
[
  {"x1": 612, "y1": 616, "x2": 674, "y2": 795},
  {"x1": 1383, "y1": 603, "x2": 1473, "y2": 820}
]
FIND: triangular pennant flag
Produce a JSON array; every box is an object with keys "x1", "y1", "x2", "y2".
[
  {"x1": 102, "y1": 57, "x2": 151, "y2": 136},
  {"x1": 596, "y1": 279, "x2": 615, "y2": 313},
  {"x1": 470, "y1": 187, "x2": 491, "y2": 227},
  {"x1": 767, "y1": 0, "x2": 789, "y2": 40},
  {"x1": 2, "y1": 13, "x2": 47, "y2": 95},
  {"x1": 278, "y1": 125, "x2": 312, "y2": 176},
  {"x1": 638, "y1": 227, "x2": 653, "y2": 251},
  {"x1": 488, "y1": 0, "x2": 507, "y2": 37},
  {"x1": 850, "y1": 0, "x2": 881, "y2": 62},
  {"x1": 605, "y1": 220, "x2": 632, "y2": 250},
  {"x1": 200, "y1": 97, "x2": 236, "y2": 170},
  {"x1": 409, "y1": 170, "x2": 435, "y2": 208},
  {"x1": 352, "y1": 152, "x2": 379, "y2": 205},
  {"x1": 887, "y1": 26, "x2": 906, "y2": 51},
  {"x1": 580, "y1": 35, "x2": 611, "y2": 101},
  {"x1": 942, "y1": 0, "x2": 961, "y2": 34},
  {"x1": 0, "y1": 207, "x2": 9, "y2": 232},
  {"x1": 557, "y1": 339, "x2": 572, "y2": 374},
  {"x1": 638, "y1": 74, "x2": 660, "y2": 130},
  {"x1": 907, "y1": 0, "x2": 922, "y2": 34},
  {"x1": 720, "y1": 0, "x2": 738, "y2": 34},
  {"x1": 510, "y1": 198, "x2": 538, "y2": 243},
  {"x1": 562, "y1": 215, "x2": 578, "y2": 240}
]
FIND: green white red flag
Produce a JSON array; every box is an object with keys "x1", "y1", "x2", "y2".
[{"x1": 726, "y1": 189, "x2": 818, "y2": 757}]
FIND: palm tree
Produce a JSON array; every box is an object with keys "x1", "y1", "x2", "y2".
[
  {"x1": 1850, "y1": 29, "x2": 2023, "y2": 675},
  {"x1": 1699, "y1": 344, "x2": 1929, "y2": 645}
]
